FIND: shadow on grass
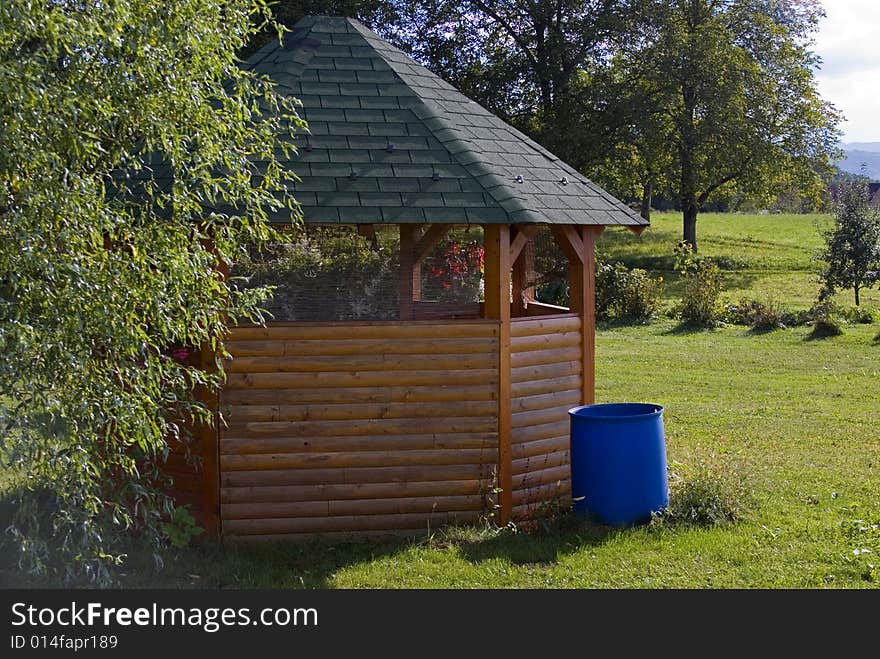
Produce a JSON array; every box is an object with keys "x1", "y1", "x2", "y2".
[
  {"x1": 0, "y1": 479, "x2": 422, "y2": 589},
  {"x1": 803, "y1": 327, "x2": 844, "y2": 341},
  {"x1": 745, "y1": 325, "x2": 785, "y2": 336},
  {"x1": 453, "y1": 514, "x2": 621, "y2": 567},
  {"x1": 662, "y1": 322, "x2": 715, "y2": 336}
]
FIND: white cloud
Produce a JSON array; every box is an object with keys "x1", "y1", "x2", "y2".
[{"x1": 814, "y1": 0, "x2": 880, "y2": 143}]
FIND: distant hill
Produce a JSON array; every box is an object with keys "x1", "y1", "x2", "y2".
[
  {"x1": 843, "y1": 142, "x2": 880, "y2": 153},
  {"x1": 838, "y1": 143, "x2": 880, "y2": 180}
]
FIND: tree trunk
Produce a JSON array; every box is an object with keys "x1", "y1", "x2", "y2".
[
  {"x1": 682, "y1": 200, "x2": 698, "y2": 252},
  {"x1": 640, "y1": 182, "x2": 653, "y2": 222},
  {"x1": 855, "y1": 285, "x2": 860, "y2": 307}
]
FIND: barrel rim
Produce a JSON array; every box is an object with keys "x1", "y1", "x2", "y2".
[{"x1": 568, "y1": 402, "x2": 663, "y2": 421}]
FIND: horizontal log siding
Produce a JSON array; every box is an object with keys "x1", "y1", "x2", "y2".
[
  {"x1": 219, "y1": 321, "x2": 500, "y2": 538},
  {"x1": 508, "y1": 314, "x2": 581, "y2": 519}
]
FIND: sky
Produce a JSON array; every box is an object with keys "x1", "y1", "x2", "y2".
[{"x1": 814, "y1": 0, "x2": 880, "y2": 144}]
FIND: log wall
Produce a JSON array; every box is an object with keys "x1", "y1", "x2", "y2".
[
  {"x1": 509, "y1": 314, "x2": 582, "y2": 520},
  {"x1": 218, "y1": 321, "x2": 500, "y2": 538}
]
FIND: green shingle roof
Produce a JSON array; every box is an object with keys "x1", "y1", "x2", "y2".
[{"x1": 248, "y1": 15, "x2": 647, "y2": 227}]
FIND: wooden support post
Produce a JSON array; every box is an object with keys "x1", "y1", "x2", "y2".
[
  {"x1": 483, "y1": 224, "x2": 512, "y2": 525},
  {"x1": 399, "y1": 225, "x2": 421, "y2": 320},
  {"x1": 511, "y1": 225, "x2": 537, "y2": 318},
  {"x1": 557, "y1": 226, "x2": 604, "y2": 406}
]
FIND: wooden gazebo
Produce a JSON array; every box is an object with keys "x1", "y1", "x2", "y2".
[{"x1": 172, "y1": 16, "x2": 648, "y2": 540}]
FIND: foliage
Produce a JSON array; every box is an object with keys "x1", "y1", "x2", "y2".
[
  {"x1": 0, "y1": 0, "x2": 303, "y2": 584},
  {"x1": 596, "y1": 262, "x2": 664, "y2": 323},
  {"x1": 659, "y1": 460, "x2": 751, "y2": 527},
  {"x1": 590, "y1": 0, "x2": 840, "y2": 249},
  {"x1": 840, "y1": 306, "x2": 877, "y2": 325},
  {"x1": 672, "y1": 242, "x2": 724, "y2": 327},
  {"x1": 809, "y1": 317, "x2": 844, "y2": 339},
  {"x1": 234, "y1": 227, "x2": 399, "y2": 321},
  {"x1": 161, "y1": 506, "x2": 205, "y2": 549},
  {"x1": 817, "y1": 180, "x2": 880, "y2": 307},
  {"x1": 804, "y1": 300, "x2": 842, "y2": 338},
  {"x1": 724, "y1": 299, "x2": 791, "y2": 330},
  {"x1": 422, "y1": 236, "x2": 485, "y2": 303}
]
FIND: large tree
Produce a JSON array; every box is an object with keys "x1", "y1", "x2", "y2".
[
  {"x1": 0, "y1": 0, "x2": 302, "y2": 583},
  {"x1": 626, "y1": 0, "x2": 839, "y2": 250}
]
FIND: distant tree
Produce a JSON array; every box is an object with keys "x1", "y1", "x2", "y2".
[
  {"x1": 0, "y1": 0, "x2": 302, "y2": 583},
  {"x1": 818, "y1": 181, "x2": 880, "y2": 307}
]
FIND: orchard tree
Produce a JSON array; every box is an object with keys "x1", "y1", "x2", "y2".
[
  {"x1": 819, "y1": 181, "x2": 880, "y2": 307},
  {"x1": 629, "y1": 0, "x2": 839, "y2": 250},
  {"x1": 0, "y1": 0, "x2": 303, "y2": 583}
]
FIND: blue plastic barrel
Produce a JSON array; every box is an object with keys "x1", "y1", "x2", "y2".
[{"x1": 568, "y1": 403, "x2": 668, "y2": 526}]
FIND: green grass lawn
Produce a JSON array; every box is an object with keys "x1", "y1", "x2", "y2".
[
  {"x1": 2, "y1": 212, "x2": 879, "y2": 589},
  {"x1": 600, "y1": 211, "x2": 880, "y2": 309}
]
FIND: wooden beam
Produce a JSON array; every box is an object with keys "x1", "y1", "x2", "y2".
[
  {"x1": 550, "y1": 225, "x2": 585, "y2": 264},
  {"x1": 511, "y1": 226, "x2": 537, "y2": 318},
  {"x1": 413, "y1": 224, "x2": 452, "y2": 264},
  {"x1": 627, "y1": 225, "x2": 647, "y2": 236},
  {"x1": 357, "y1": 224, "x2": 376, "y2": 239},
  {"x1": 509, "y1": 224, "x2": 538, "y2": 264},
  {"x1": 399, "y1": 225, "x2": 421, "y2": 321},
  {"x1": 483, "y1": 224, "x2": 512, "y2": 526}
]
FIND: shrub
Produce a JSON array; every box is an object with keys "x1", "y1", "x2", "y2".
[
  {"x1": 422, "y1": 238, "x2": 484, "y2": 303},
  {"x1": 789, "y1": 300, "x2": 837, "y2": 327},
  {"x1": 659, "y1": 460, "x2": 751, "y2": 526},
  {"x1": 673, "y1": 242, "x2": 724, "y2": 327},
  {"x1": 840, "y1": 306, "x2": 877, "y2": 324},
  {"x1": 808, "y1": 301, "x2": 844, "y2": 338},
  {"x1": 536, "y1": 279, "x2": 568, "y2": 307},
  {"x1": 596, "y1": 262, "x2": 664, "y2": 322},
  {"x1": 724, "y1": 299, "x2": 792, "y2": 330}
]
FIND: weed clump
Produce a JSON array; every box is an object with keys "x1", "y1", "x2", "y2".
[
  {"x1": 657, "y1": 460, "x2": 751, "y2": 526},
  {"x1": 725, "y1": 298, "x2": 792, "y2": 330}
]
